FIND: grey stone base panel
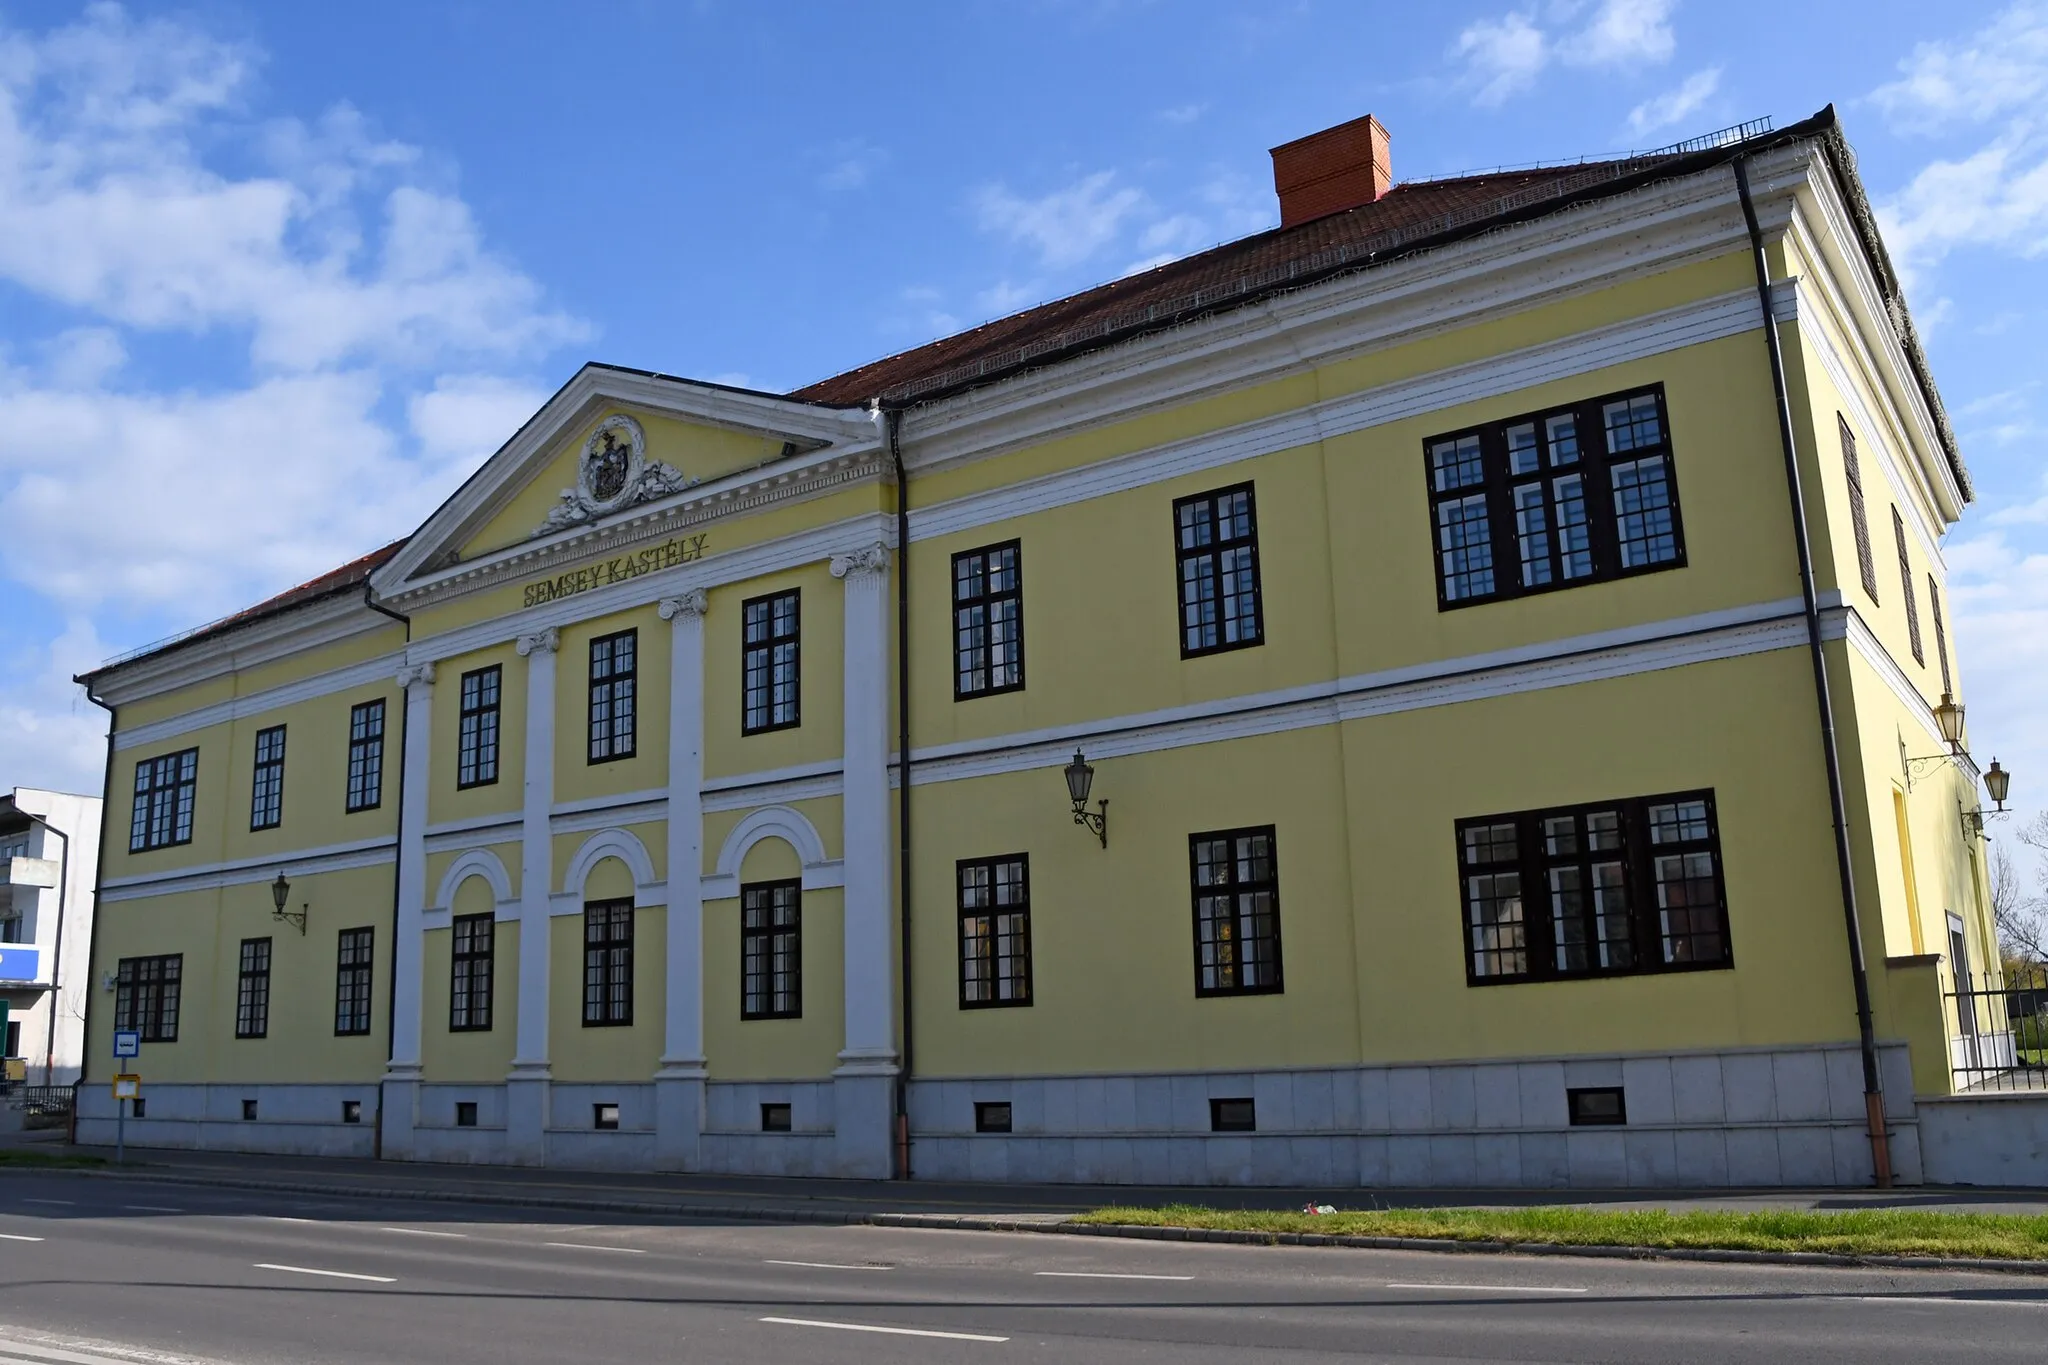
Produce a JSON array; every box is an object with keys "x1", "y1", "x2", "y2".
[{"x1": 69, "y1": 1043, "x2": 1927, "y2": 1187}]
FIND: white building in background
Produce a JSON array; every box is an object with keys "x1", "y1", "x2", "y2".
[{"x1": 0, "y1": 789, "x2": 101, "y2": 1085}]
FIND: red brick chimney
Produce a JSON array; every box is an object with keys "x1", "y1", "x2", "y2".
[{"x1": 1270, "y1": 114, "x2": 1392, "y2": 227}]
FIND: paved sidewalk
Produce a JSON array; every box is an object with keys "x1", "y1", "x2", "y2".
[{"x1": 30, "y1": 1144, "x2": 2048, "y2": 1220}]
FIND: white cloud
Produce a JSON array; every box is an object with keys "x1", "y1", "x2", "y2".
[
  {"x1": 1946, "y1": 528, "x2": 2048, "y2": 821},
  {"x1": 0, "y1": 616, "x2": 113, "y2": 795},
  {"x1": 973, "y1": 170, "x2": 1148, "y2": 270},
  {"x1": 407, "y1": 374, "x2": 550, "y2": 466},
  {"x1": 818, "y1": 138, "x2": 888, "y2": 191},
  {"x1": 1450, "y1": 0, "x2": 1677, "y2": 107},
  {"x1": 1874, "y1": 134, "x2": 2048, "y2": 278},
  {"x1": 1870, "y1": 2, "x2": 2048, "y2": 128},
  {"x1": 975, "y1": 279, "x2": 1039, "y2": 316},
  {"x1": 1626, "y1": 66, "x2": 1721, "y2": 138},
  {"x1": 1156, "y1": 103, "x2": 1206, "y2": 125}
]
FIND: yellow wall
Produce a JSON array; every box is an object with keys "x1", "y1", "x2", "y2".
[
  {"x1": 702, "y1": 835, "x2": 845, "y2": 1080},
  {"x1": 702, "y1": 561, "x2": 846, "y2": 780}
]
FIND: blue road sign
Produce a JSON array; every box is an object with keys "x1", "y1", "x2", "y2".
[{"x1": 113, "y1": 1030, "x2": 140, "y2": 1059}]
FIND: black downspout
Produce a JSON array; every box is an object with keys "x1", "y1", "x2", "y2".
[
  {"x1": 76, "y1": 689, "x2": 117, "y2": 1126},
  {"x1": 1734, "y1": 156, "x2": 1893, "y2": 1188},
  {"x1": 885, "y1": 407, "x2": 915, "y2": 1180},
  {"x1": 364, "y1": 584, "x2": 412, "y2": 1160}
]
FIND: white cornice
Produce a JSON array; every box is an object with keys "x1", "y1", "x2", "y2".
[
  {"x1": 99, "y1": 835, "x2": 397, "y2": 903},
  {"x1": 90, "y1": 595, "x2": 396, "y2": 710}
]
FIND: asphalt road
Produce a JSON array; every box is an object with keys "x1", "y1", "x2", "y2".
[{"x1": 0, "y1": 1172, "x2": 2045, "y2": 1364}]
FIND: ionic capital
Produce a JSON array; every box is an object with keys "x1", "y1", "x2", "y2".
[
  {"x1": 515, "y1": 627, "x2": 560, "y2": 657},
  {"x1": 658, "y1": 589, "x2": 709, "y2": 621},
  {"x1": 396, "y1": 662, "x2": 436, "y2": 689},
  {"x1": 828, "y1": 542, "x2": 891, "y2": 580}
]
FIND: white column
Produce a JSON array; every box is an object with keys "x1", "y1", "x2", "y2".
[
  {"x1": 507, "y1": 627, "x2": 558, "y2": 1165},
  {"x1": 381, "y1": 661, "x2": 435, "y2": 1161},
  {"x1": 829, "y1": 542, "x2": 897, "y2": 1178},
  {"x1": 655, "y1": 589, "x2": 709, "y2": 1171}
]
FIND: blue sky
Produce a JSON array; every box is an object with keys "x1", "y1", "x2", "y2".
[{"x1": 2, "y1": 1, "x2": 2044, "y2": 851}]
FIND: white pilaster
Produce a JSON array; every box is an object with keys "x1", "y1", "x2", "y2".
[
  {"x1": 829, "y1": 542, "x2": 898, "y2": 1178},
  {"x1": 507, "y1": 627, "x2": 558, "y2": 1165},
  {"x1": 655, "y1": 589, "x2": 709, "y2": 1171},
  {"x1": 381, "y1": 661, "x2": 434, "y2": 1161}
]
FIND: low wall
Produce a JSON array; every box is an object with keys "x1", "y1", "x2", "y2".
[{"x1": 1919, "y1": 1092, "x2": 2048, "y2": 1186}]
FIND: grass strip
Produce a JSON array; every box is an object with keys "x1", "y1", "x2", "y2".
[
  {"x1": 1071, "y1": 1204, "x2": 2048, "y2": 1261},
  {"x1": 0, "y1": 1150, "x2": 107, "y2": 1169}
]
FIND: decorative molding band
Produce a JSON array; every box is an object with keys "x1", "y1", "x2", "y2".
[
  {"x1": 906, "y1": 289, "x2": 1767, "y2": 548},
  {"x1": 1839, "y1": 607, "x2": 1965, "y2": 764},
  {"x1": 702, "y1": 764, "x2": 845, "y2": 813},
  {"x1": 111, "y1": 651, "x2": 404, "y2": 753},
  {"x1": 100, "y1": 836, "x2": 398, "y2": 903},
  {"x1": 422, "y1": 812, "x2": 520, "y2": 852},
  {"x1": 554, "y1": 799, "x2": 668, "y2": 836}
]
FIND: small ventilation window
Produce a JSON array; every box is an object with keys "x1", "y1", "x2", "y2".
[
  {"x1": 341, "y1": 1100, "x2": 362, "y2": 1124},
  {"x1": 593, "y1": 1103, "x2": 620, "y2": 1131},
  {"x1": 1567, "y1": 1086, "x2": 1627, "y2": 1126},
  {"x1": 974, "y1": 1101, "x2": 1013, "y2": 1134},
  {"x1": 1209, "y1": 1097, "x2": 1256, "y2": 1133},
  {"x1": 455, "y1": 1101, "x2": 478, "y2": 1128},
  {"x1": 131, "y1": 1098, "x2": 146, "y2": 1119},
  {"x1": 761, "y1": 1102, "x2": 792, "y2": 1132},
  {"x1": 241, "y1": 1099, "x2": 258, "y2": 1121}
]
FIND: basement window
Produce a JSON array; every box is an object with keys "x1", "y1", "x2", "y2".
[
  {"x1": 974, "y1": 1101, "x2": 1013, "y2": 1134},
  {"x1": 455, "y1": 1102, "x2": 478, "y2": 1128},
  {"x1": 341, "y1": 1100, "x2": 361, "y2": 1124},
  {"x1": 1567, "y1": 1087, "x2": 1627, "y2": 1127},
  {"x1": 241, "y1": 1099, "x2": 258, "y2": 1121},
  {"x1": 593, "y1": 1103, "x2": 620, "y2": 1131},
  {"x1": 130, "y1": 1098, "x2": 146, "y2": 1119},
  {"x1": 761, "y1": 1103, "x2": 792, "y2": 1132},
  {"x1": 1209, "y1": 1098, "x2": 1256, "y2": 1133}
]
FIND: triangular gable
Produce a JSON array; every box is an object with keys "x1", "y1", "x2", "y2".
[{"x1": 375, "y1": 365, "x2": 878, "y2": 595}]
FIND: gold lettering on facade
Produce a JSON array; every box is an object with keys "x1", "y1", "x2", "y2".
[{"x1": 522, "y1": 534, "x2": 710, "y2": 608}]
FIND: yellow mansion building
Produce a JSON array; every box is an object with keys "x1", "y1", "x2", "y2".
[{"x1": 75, "y1": 110, "x2": 2011, "y2": 1187}]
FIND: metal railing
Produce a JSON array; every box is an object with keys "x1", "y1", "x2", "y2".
[{"x1": 1946, "y1": 967, "x2": 2048, "y2": 1092}]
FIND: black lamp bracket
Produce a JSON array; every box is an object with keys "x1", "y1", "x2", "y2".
[{"x1": 1072, "y1": 799, "x2": 1108, "y2": 849}]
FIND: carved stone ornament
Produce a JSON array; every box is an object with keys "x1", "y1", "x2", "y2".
[
  {"x1": 396, "y1": 662, "x2": 436, "y2": 688},
  {"x1": 658, "y1": 589, "x2": 709, "y2": 620},
  {"x1": 515, "y1": 627, "x2": 560, "y2": 657},
  {"x1": 828, "y1": 542, "x2": 891, "y2": 579},
  {"x1": 532, "y1": 413, "x2": 700, "y2": 537}
]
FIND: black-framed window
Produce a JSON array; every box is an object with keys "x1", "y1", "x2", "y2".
[
  {"x1": 457, "y1": 665, "x2": 502, "y2": 788},
  {"x1": 958, "y1": 855, "x2": 1032, "y2": 1008},
  {"x1": 115, "y1": 954, "x2": 181, "y2": 1042},
  {"x1": 346, "y1": 699, "x2": 385, "y2": 812},
  {"x1": 1929, "y1": 575, "x2": 1952, "y2": 696},
  {"x1": 249, "y1": 725, "x2": 286, "y2": 831},
  {"x1": 741, "y1": 880, "x2": 802, "y2": 1020},
  {"x1": 334, "y1": 927, "x2": 374, "y2": 1035},
  {"x1": 583, "y1": 899, "x2": 633, "y2": 1026},
  {"x1": 1189, "y1": 826, "x2": 1282, "y2": 996},
  {"x1": 1426, "y1": 385, "x2": 1686, "y2": 609},
  {"x1": 1894, "y1": 508, "x2": 1923, "y2": 666},
  {"x1": 235, "y1": 937, "x2": 271, "y2": 1039},
  {"x1": 450, "y1": 912, "x2": 494, "y2": 1032},
  {"x1": 742, "y1": 590, "x2": 801, "y2": 734},
  {"x1": 130, "y1": 748, "x2": 197, "y2": 852},
  {"x1": 1174, "y1": 483, "x2": 1263, "y2": 657},
  {"x1": 1457, "y1": 790, "x2": 1732, "y2": 986},
  {"x1": 588, "y1": 629, "x2": 638, "y2": 763},
  {"x1": 1568, "y1": 1087, "x2": 1627, "y2": 1126},
  {"x1": 953, "y1": 541, "x2": 1024, "y2": 699},
  {"x1": 1840, "y1": 414, "x2": 1879, "y2": 602}
]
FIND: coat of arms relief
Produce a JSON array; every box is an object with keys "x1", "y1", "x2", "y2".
[{"x1": 532, "y1": 413, "x2": 699, "y2": 536}]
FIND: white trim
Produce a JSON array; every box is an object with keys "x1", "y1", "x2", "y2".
[
  {"x1": 701, "y1": 760, "x2": 845, "y2": 812},
  {"x1": 98, "y1": 837, "x2": 396, "y2": 903},
  {"x1": 552, "y1": 788, "x2": 665, "y2": 818},
  {"x1": 701, "y1": 805, "x2": 835, "y2": 902},
  {"x1": 110, "y1": 652, "x2": 403, "y2": 752},
  {"x1": 1840, "y1": 608, "x2": 1968, "y2": 764},
  {"x1": 89, "y1": 594, "x2": 395, "y2": 708},
  {"x1": 906, "y1": 289, "x2": 1767, "y2": 547},
  {"x1": 429, "y1": 847, "x2": 514, "y2": 914},
  {"x1": 423, "y1": 812, "x2": 520, "y2": 850},
  {"x1": 559, "y1": 826, "x2": 661, "y2": 898}
]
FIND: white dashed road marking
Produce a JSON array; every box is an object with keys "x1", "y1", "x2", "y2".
[{"x1": 761, "y1": 1317, "x2": 1008, "y2": 1343}]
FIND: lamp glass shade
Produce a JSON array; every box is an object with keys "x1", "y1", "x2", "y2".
[
  {"x1": 1935, "y1": 693, "x2": 1965, "y2": 747},
  {"x1": 1064, "y1": 751, "x2": 1094, "y2": 806},
  {"x1": 271, "y1": 871, "x2": 291, "y2": 913},
  {"x1": 1985, "y1": 759, "x2": 2010, "y2": 808}
]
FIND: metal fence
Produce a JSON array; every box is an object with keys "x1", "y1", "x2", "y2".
[{"x1": 1946, "y1": 966, "x2": 2048, "y2": 1092}]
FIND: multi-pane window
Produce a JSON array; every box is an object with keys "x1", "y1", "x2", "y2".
[
  {"x1": 130, "y1": 749, "x2": 198, "y2": 852},
  {"x1": 346, "y1": 699, "x2": 385, "y2": 812},
  {"x1": 740, "y1": 880, "x2": 802, "y2": 1020},
  {"x1": 1928, "y1": 575, "x2": 1952, "y2": 696},
  {"x1": 1840, "y1": 414, "x2": 1879, "y2": 602},
  {"x1": 1426, "y1": 386, "x2": 1686, "y2": 608},
  {"x1": 249, "y1": 725, "x2": 286, "y2": 831},
  {"x1": 1189, "y1": 827, "x2": 1282, "y2": 996},
  {"x1": 1174, "y1": 484, "x2": 1263, "y2": 657},
  {"x1": 1457, "y1": 790, "x2": 1732, "y2": 986},
  {"x1": 236, "y1": 937, "x2": 272, "y2": 1039},
  {"x1": 115, "y1": 954, "x2": 182, "y2": 1042},
  {"x1": 334, "y1": 927, "x2": 374, "y2": 1036},
  {"x1": 588, "y1": 629, "x2": 638, "y2": 762},
  {"x1": 742, "y1": 590, "x2": 801, "y2": 734},
  {"x1": 953, "y1": 542, "x2": 1024, "y2": 699},
  {"x1": 583, "y1": 899, "x2": 633, "y2": 1026},
  {"x1": 1894, "y1": 507, "x2": 1923, "y2": 666},
  {"x1": 457, "y1": 665, "x2": 502, "y2": 788},
  {"x1": 958, "y1": 855, "x2": 1032, "y2": 1008},
  {"x1": 449, "y1": 912, "x2": 494, "y2": 1032}
]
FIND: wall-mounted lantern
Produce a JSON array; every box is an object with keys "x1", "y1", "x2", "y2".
[
  {"x1": 1908, "y1": 693, "x2": 2015, "y2": 839},
  {"x1": 1064, "y1": 749, "x2": 1108, "y2": 849},
  {"x1": 271, "y1": 870, "x2": 307, "y2": 934}
]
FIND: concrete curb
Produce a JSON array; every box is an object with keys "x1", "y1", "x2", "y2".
[{"x1": 16, "y1": 1166, "x2": 2048, "y2": 1278}]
